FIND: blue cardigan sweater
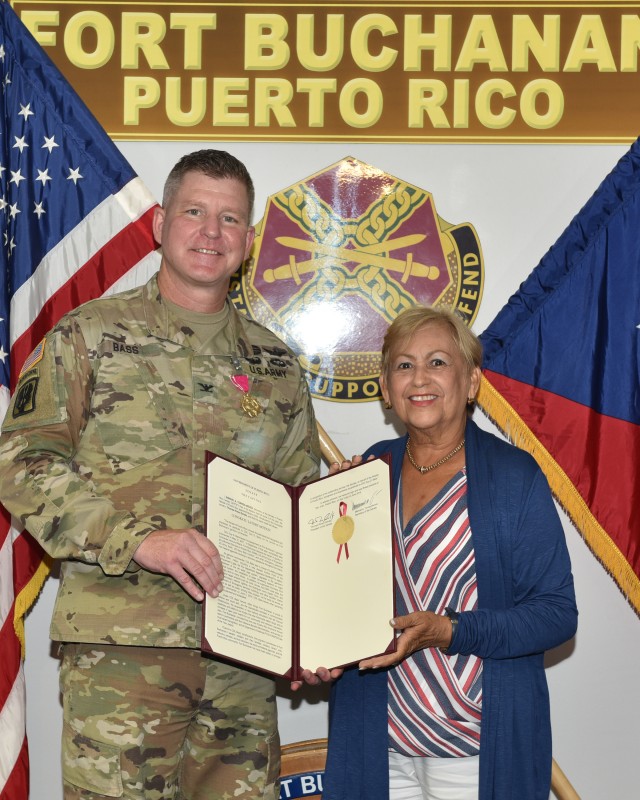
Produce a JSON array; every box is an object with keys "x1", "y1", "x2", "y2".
[{"x1": 323, "y1": 419, "x2": 578, "y2": 800}]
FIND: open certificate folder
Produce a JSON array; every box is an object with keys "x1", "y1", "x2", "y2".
[{"x1": 202, "y1": 453, "x2": 395, "y2": 681}]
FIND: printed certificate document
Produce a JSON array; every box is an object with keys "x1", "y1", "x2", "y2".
[{"x1": 202, "y1": 453, "x2": 395, "y2": 681}]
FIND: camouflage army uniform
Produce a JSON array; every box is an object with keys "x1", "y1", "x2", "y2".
[{"x1": 0, "y1": 275, "x2": 320, "y2": 799}]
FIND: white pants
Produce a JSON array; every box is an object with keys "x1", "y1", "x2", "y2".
[{"x1": 389, "y1": 750, "x2": 480, "y2": 800}]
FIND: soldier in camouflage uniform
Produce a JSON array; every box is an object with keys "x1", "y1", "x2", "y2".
[{"x1": 0, "y1": 150, "x2": 321, "y2": 799}]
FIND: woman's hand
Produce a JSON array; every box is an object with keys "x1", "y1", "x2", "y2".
[
  {"x1": 328, "y1": 455, "x2": 365, "y2": 475},
  {"x1": 358, "y1": 611, "x2": 453, "y2": 670},
  {"x1": 290, "y1": 667, "x2": 344, "y2": 692}
]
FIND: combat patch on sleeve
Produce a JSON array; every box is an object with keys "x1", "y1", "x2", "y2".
[
  {"x1": 12, "y1": 375, "x2": 39, "y2": 417},
  {"x1": 3, "y1": 335, "x2": 62, "y2": 429}
]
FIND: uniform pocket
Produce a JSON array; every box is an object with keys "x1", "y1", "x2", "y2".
[
  {"x1": 61, "y1": 722, "x2": 124, "y2": 797},
  {"x1": 225, "y1": 379, "x2": 283, "y2": 473},
  {"x1": 265, "y1": 729, "x2": 281, "y2": 790},
  {"x1": 92, "y1": 351, "x2": 187, "y2": 474},
  {"x1": 251, "y1": 728, "x2": 281, "y2": 799}
]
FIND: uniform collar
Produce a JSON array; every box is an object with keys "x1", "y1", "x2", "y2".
[{"x1": 141, "y1": 273, "x2": 246, "y2": 354}]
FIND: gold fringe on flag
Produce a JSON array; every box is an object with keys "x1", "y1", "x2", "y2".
[
  {"x1": 14, "y1": 554, "x2": 51, "y2": 659},
  {"x1": 477, "y1": 374, "x2": 640, "y2": 618}
]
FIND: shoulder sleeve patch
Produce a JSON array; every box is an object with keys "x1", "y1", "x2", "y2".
[
  {"x1": 3, "y1": 334, "x2": 63, "y2": 430},
  {"x1": 19, "y1": 338, "x2": 46, "y2": 378},
  {"x1": 12, "y1": 376, "x2": 39, "y2": 417}
]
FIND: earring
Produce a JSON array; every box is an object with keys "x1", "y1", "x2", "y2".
[
  {"x1": 384, "y1": 401, "x2": 392, "y2": 410},
  {"x1": 467, "y1": 397, "x2": 475, "y2": 406}
]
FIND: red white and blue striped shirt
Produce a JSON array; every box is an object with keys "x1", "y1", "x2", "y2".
[{"x1": 388, "y1": 469, "x2": 482, "y2": 757}]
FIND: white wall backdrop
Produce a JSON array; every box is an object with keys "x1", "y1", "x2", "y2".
[{"x1": 24, "y1": 142, "x2": 640, "y2": 800}]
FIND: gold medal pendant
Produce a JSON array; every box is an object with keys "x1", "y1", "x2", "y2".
[
  {"x1": 241, "y1": 393, "x2": 262, "y2": 418},
  {"x1": 230, "y1": 369, "x2": 262, "y2": 418}
]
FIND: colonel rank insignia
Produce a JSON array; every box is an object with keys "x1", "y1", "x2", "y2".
[{"x1": 230, "y1": 157, "x2": 484, "y2": 402}]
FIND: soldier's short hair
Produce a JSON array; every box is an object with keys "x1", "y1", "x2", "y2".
[{"x1": 162, "y1": 150, "x2": 255, "y2": 220}]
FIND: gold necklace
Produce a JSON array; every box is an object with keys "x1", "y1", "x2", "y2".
[{"x1": 405, "y1": 437, "x2": 465, "y2": 475}]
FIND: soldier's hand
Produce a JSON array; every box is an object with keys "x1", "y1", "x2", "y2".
[{"x1": 133, "y1": 528, "x2": 224, "y2": 601}]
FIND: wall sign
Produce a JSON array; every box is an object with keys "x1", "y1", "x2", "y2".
[{"x1": 13, "y1": 0, "x2": 640, "y2": 143}]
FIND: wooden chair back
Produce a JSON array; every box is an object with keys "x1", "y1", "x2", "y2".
[{"x1": 279, "y1": 738, "x2": 327, "y2": 799}]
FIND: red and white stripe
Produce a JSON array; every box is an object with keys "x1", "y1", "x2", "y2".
[{"x1": 9, "y1": 179, "x2": 159, "y2": 385}]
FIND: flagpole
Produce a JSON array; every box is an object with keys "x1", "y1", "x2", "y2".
[
  {"x1": 317, "y1": 421, "x2": 345, "y2": 466},
  {"x1": 315, "y1": 419, "x2": 580, "y2": 800},
  {"x1": 549, "y1": 761, "x2": 581, "y2": 800}
]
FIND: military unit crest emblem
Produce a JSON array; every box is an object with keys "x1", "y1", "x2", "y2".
[{"x1": 230, "y1": 157, "x2": 484, "y2": 402}]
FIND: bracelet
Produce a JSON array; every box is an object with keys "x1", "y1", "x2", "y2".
[{"x1": 439, "y1": 607, "x2": 459, "y2": 654}]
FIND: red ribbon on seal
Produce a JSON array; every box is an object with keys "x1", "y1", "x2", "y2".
[{"x1": 336, "y1": 501, "x2": 350, "y2": 564}]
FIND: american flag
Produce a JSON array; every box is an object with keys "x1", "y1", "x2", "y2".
[{"x1": 0, "y1": 3, "x2": 159, "y2": 796}]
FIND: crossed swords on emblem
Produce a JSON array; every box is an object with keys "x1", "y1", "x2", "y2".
[{"x1": 263, "y1": 234, "x2": 441, "y2": 285}]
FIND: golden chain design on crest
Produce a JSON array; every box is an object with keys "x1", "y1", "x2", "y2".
[{"x1": 271, "y1": 181, "x2": 431, "y2": 323}]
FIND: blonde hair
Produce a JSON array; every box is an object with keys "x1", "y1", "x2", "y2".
[{"x1": 381, "y1": 305, "x2": 482, "y2": 378}]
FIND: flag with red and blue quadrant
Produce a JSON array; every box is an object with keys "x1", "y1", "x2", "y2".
[{"x1": 478, "y1": 137, "x2": 640, "y2": 617}]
